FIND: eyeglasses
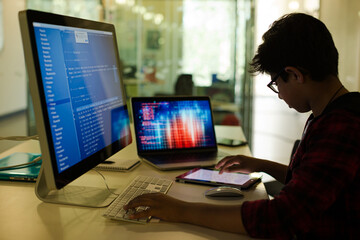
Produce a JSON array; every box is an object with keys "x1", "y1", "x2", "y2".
[{"x1": 267, "y1": 69, "x2": 285, "y2": 94}]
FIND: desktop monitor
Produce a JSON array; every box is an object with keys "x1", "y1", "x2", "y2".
[{"x1": 19, "y1": 10, "x2": 132, "y2": 207}]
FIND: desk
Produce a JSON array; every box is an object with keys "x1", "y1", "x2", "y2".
[{"x1": 0, "y1": 126, "x2": 268, "y2": 240}]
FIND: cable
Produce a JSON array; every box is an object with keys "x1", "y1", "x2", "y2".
[
  {"x1": 93, "y1": 169, "x2": 120, "y2": 196},
  {"x1": 0, "y1": 155, "x2": 42, "y2": 170},
  {"x1": 0, "y1": 135, "x2": 39, "y2": 141},
  {"x1": 0, "y1": 135, "x2": 40, "y2": 170}
]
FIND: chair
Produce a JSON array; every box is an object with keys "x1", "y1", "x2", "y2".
[
  {"x1": 220, "y1": 113, "x2": 241, "y2": 126},
  {"x1": 174, "y1": 74, "x2": 194, "y2": 95}
]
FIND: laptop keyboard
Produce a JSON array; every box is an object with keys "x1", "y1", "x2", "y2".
[
  {"x1": 147, "y1": 152, "x2": 227, "y2": 163},
  {"x1": 103, "y1": 175, "x2": 173, "y2": 223}
]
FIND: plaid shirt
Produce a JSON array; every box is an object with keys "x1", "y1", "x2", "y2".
[{"x1": 242, "y1": 93, "x2": 360, "y2": 239}]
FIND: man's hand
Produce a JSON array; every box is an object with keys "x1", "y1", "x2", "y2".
[
  {"x1": 215, "y1": 155, "x2": 261, "y2": 174},
  {"x1": 124, "y1": 192, "x2": 247, "y2": 234},
  {"x1": 124, "y1": 193, "x2": 187, "y2": 222}
]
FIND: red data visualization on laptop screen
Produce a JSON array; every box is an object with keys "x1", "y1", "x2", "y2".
[{"x1": 132, "y1": 100, "x2": 217, "y2": 151}]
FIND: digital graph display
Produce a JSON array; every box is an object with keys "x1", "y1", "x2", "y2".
[{"x1": 133, "y1": 100, "x2": 216, "y2": 151}]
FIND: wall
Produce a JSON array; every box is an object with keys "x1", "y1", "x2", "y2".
[
  {"x1": 0, "y1": 0, "x2": 26, "y2": 116},
  {"x1": 320, "y1": 0, "x2": 360, "y2": 91},
  {"x1": 0, "y1": 0, "x2": 359, "y2": 117}
]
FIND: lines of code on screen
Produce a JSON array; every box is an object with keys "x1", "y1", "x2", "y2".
[
  {"x1": 133, "y1": 100, "x2": 216, "y2": 151},
  {"x1": 33, "y1": 23, "x2": 128, "y2": 173}
]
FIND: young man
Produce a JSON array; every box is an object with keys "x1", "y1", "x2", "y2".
[{"x1": 124, "y1": 13, "x2": 360, "y2": 239}]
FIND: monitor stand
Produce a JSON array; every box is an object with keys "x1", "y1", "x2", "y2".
[{"x1": 35, "y1": 167, "x2": 117, "y2": 208}]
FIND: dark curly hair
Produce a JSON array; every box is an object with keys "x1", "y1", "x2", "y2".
[{"x1": 250, "y1": 13, "x2": 338, "y2": 81}]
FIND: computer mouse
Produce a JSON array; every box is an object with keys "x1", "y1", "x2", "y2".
[{"x1": 204, "y1": 186, "x2": 244, "y2": 198}]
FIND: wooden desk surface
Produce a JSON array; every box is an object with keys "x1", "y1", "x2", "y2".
[{"x1": 0, "y1": 126, "x2": 267, "y2": 240}]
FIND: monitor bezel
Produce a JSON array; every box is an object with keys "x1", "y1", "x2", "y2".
[{"x1": 20, "y1": 9, "x2": 132, "y2": 190}]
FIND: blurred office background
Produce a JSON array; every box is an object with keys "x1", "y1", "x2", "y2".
[{"x1": 0, "y1": 0, "x2": 359, "y2": 167}]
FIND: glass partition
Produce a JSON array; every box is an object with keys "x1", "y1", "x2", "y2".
[{"x1": 26, "y1": 0, "x2": 254, "y2": 142}]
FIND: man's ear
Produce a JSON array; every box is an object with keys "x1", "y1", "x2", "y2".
[{"x1": 284, "y1": 66, "x2": 305, "y2": 83}]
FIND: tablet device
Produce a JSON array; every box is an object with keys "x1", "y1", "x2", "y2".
[{"x1": 175, "y1": 168, "x2": 262, "y2": 189}]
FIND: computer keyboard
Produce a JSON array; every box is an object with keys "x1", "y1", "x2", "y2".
[{"x1": 103, "y1": 175, "x2": 173, "y2": 223}]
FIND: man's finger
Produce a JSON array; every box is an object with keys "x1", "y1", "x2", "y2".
[
  {"x1": 128, "y1": 208, "x2": 152, "y2": 220},
  {"x1": 218, "y1": 157, "x2": 239, "y2": 173},
  {"x1": 124, "y1": 194, "x2": 153, "y2": 210},
  {"x1": 215, "y1": 155, "x2": 234, "y2": 169}
]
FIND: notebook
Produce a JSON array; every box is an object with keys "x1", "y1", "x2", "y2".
[
  {"x1": 131, "y1": 96, "x2": 227, "y2": 170},
  {"x1": 0, "y1": 152, "x2": 42, "y2": 181},
  {"x1": 95, "y1": 158, "x2": 141, "y2": 172}
]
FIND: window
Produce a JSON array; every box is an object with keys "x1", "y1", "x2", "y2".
[
  {"x1": 26, "y1": 0, "x2": 255, "y2": 141},
  {"x1": 183, "y1": 1, "x2": 236, "y2": 87}
]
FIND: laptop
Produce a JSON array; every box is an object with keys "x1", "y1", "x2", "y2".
[{"x1": 131, "y1": 96, "x2": 227, "y2": 170}]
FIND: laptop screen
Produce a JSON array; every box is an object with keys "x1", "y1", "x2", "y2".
[{"x1": 132, "y1": 97, "x2": 217, "y2": 152}]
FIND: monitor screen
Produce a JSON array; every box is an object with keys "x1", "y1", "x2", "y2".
[
  {"x1": 33, "y1": 22, "x2": 130, "y2": 173},
  {"x1": 132, "y1": 97, "x2": 217, "y2": 152},
  {"x1": 19, "y1": 10, "x2": 132, "y2": 196}
]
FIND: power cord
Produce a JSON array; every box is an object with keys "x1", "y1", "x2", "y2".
[
  {"x1": 0, "y1": 135, "x2": 39, "y2": 141},
  {"x1": 1, "y1": 135, "x2": 119, "y2": 197},
  {"x1": 93, "y1": 169, "x2": 120, "y2": 196},
  {"x1": 0, "y1": 155, "x2": 42, "y2": 170},
  {"x1": 0, "y1": 135, "x2": 41, "y2": 170}
]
